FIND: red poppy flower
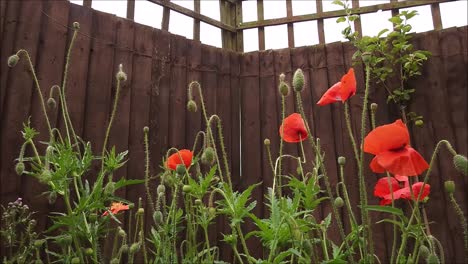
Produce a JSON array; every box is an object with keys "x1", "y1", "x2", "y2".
[
  {"x1": 364, "y1": 119, "x2": 429, "y2": 176},
  {"x1": 166, "y1": 149, "x2": 193, "y2": 170},
  {"x1": 398, "y1": 182, "x2": 431, "y2": 201},
  {"x1": 317, "y1": 68, "x2": 356, "y2": 106},
  {"x1": 103, "y1": 202, "x2": 129, "y2": 216},
  {"x1": 279, "y1": 113, "x2": 308, "y2": 143},
  {"x1": 374, "y1": 177, "x2": 401, "y2": 205}
]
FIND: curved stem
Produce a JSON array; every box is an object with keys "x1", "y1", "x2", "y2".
[
  {"x1": 344, "y1": 101, "x2": 360, "y2": 164},
  {"x1": 449, "y1": 193, "x2": 468, "y2": 262},
  {"x1": 101, "y1": 77, "x2": 122, "y2": 173}
]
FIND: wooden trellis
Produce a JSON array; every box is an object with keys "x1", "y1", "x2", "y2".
[{"x1": 81, "y1": 0, "x2": 451, "y2": 51}]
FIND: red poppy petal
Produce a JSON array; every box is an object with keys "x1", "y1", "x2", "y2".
[
  {"x1": 317, "y1": 82, "x2": 342, "y2": 106},
  {"x1": 370, "y1": 156, "x2": 386, "y2": 173},
  {"x1": 374, "y1": 177, "x2": 400, "y2": 198},
  {"x1": 394, "y1": 175, "x2": 409, "y2": 182},
  {"x1": 400, "y1": 182, "x2": 430, "y2": 201},
  {"x1": 364, "y1": 119, "x2": 410, "y2": 155},
  {"x1": 166, "y1": 149, "x2": 193, "y2": 170},
  {"x1": 339, "y1": 68, "x2": 356, "y2": 102},
  {"x1": 380, "y1": 198, "x2": 393, "y2": 206},
  {"x1": 373, "y1": 147, "x2": 429, "y2": 176},
  {"x1": 279, "y1": 113, "x2": 308, "y2": 143}
]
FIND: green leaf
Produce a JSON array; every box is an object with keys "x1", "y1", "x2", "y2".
[
  {"x1": 114, "y1": 178, "x2": 145, "y2": 190},
  {"x1": 377, "y1": 29, "x2": 389, "y2": 37},
  {"x1": 363, "y1": 205, "x2": 404, "y2": 216},
  {"x1": 336, "y1": 17, "x2": 346, "y2": 23},
  {"x1": 332, "y1": 0, "x2": 344, "y2": 7}
]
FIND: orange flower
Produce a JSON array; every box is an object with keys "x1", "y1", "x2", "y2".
[
  {"x1": 279, "y1": 113, "x2": 308, "y2": 143},
  {"x1": 103, "y1": 202, "x2": 129, "y2": 216},
  {"x1": 317, "y1": 68, "x2": 356, "y2": 106},
  {"x1": 364, "y1": 119, "x2": 429, "y2": 176},
  {"x1": 166, "y1": 149, "x2": 193, "y2": 170}
]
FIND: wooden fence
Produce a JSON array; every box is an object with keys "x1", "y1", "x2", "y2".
[{"x1": 1, "y1": 1, "x2": 467, "y2": 262}]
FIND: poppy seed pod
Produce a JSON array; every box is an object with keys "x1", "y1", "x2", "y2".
[
  {"x1": 370, "y1": 103, "x2": 378, "y2": 111},
  {"x1": 143, "y1": 126, "x2": 149, "y2": 133},
  {"x1": 334, "y1": 197, "x2": 344, "y2": 208},
  {"x1": 338, "y1": 156, "x2": 346, "y2": 166},
  {"x1": 279, "y1": 81, "x2": 290, "y2": 97},
  {"x1": 194, "y1": 199, "x2": 202, "y2": 205},
  {"x1": 418, "y1": 245, "x2": 430, "y2": 259},
  {"x1": 444, "y1": 180, "x2": 455, "y2": 194},
  {"x1": 201, "y1": 147, "x2": 215, "y2": 165},
  {"x1": 187, "y1": 100, "x2": 198, "y2": 112},
  {"x1": 453, "y1": 154, "x2": 467, "y2": 176},
  {"x1": 15, "y1": 162, "x2": 25, "y2": 175},
  {"x1": 72, "y1": 22, "x2": 80, "y2": 30},
  {"x1": 415, "y1": 120, "x2": 424, "y2": 127},
  {"x1": 263, "y1": 138, "x2": 270, "y2": 146},
  {"x1": 426, "y1": 254, "x2": 440, "y2": 264},
  {"x1": 176, "y1": 164, "x2": 186, "y2": 175},
  {"x1": 153, "y1": 210, "x2": 163, "y2": 225},
  {"x1": 7, "y1": 54, "x2": 19, "y2": 67},
  {"x1": 293, "y1": 69, "x2": 305, "y2": 92},
  {"x1": 157, "y1": 184, "x2": 166, "y2": 195},
  {"x1": 182, "y1": 185, "x2": 192, "y2": 193}
]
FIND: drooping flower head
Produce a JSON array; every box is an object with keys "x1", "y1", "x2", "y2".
[
  {"x1": 103, "y1": 202, "x2": 129, "y2": 216},
  {"x1": 317, "y1": 68, "x2": 356, "y2": 106},
  {"x1": 279, "y1": 113, "x2": 308, "y2": 143},
  {"x1": 374, "y1": 176, "x2": 431, "y2": 205},
  {"x1": 364, "y1": 119, "x2": 429, "y2": 176},
  {"x1": 166, "y1": 149, "x2": 193, "y2": 170}
]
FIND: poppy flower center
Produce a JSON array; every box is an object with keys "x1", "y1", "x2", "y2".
[{"x1": 389, "y1": 143, "x2": 407, "y2": 152}]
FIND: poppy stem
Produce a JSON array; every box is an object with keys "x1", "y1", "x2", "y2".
[
  {"x1": 278, "y1": 95, "x2": 286, "y2": 197},
  {"x1": 344, "y1": 101, "x2": 360, "y2": 165},
  {"x1": 143, "y1": 127, "x2": 156, "y2": 214},
  {"x1": 449, "y1": 193, "x2": 468, "y2": 261}
]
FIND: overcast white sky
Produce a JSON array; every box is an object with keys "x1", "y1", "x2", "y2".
[{"x1": 70, "y1": 0, "x2": 467, "y2": 52}]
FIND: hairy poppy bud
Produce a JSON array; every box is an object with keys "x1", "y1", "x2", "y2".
[
  {"x1": 263, "y1": 138, "x2": 270, "y2": 146},
  {"x1": 84, "y1": 248, "x2": 93, "y2": 256},
  {"x1": 120, "y1": 244, "x2": 129, "y2": 254},
  {"x1": 143, "y1": 126, "x2": 149, "y2": 133},
  {"x1": 337, "y1": 156, "x2": 346, "y2": 166},
  {"x1": 71, "y1": 257, "x2": 80, "y2": 264},
  {"x1": 426, "y1": 254, "x2": 440, "y2": 264},
  {"x1": 176, "y1": 164, "x2": 186, "y2": 175},
  {"x1": 223, "y1": 234, "x2": 237, "y2": 245},
  {"x1": 370, "y1": 103, "x2": 378, "y2": 111},
  {"x1": 453, "y1": 155, "x2": 467, "y2": 176},
  {"x1": 187, "y1": 100, "x2": 198, "y2": 112},
  {"x1": 415, "y1": 120, "x2": 424, "y2": 127},
  {"x1": 444, "y1": 180, "x2": 455, "y2": 194},
  {"x1": 116, "y1": 64, "x2": 127, "y2": 81},
  {"x1": 194, "y1": 199, "x2": 202, "y2": 205},
  {"x1": 361, "y1": 51, "x2": 372, "y2": 64},
  {"x1": 293, "y1": 69, "x2": 305, "y2": 92},
  {"x1": 419, "y1": 245, "x2": 430, "y2": 259},
  {"x1": 153, "y1": 210, "x2": 163, "y2": 224},
  {"x1": 157, "y1": 184, "x2": 165, "y2": 195},
  {"x1": 279, "y1": 81, "x2": 290, "y2": 97},
  {"x1": 118, "y1": 227, "x2": 127, "y2": 237},
  {"x1": 104, "y1": 181, "x2": 115, "y2": 196},
  {"x1": 34, "y1": 239, "x2": 45, "y2": 248},
  {"x1": 48, "y1": 191, "x2": 57, "y2": 204},
  {"x1": 296, "y1": 166, "x2": 302, "y2": 175},
  {"x1": 201, "y1": 147, "x2": 215, "y2": 165},
  {"x1": 182, "y1": 185, "x2": 192, "y2": 193},
  {"x1": 279, "y1": 73, "x2": 286, "y2": 82},
  {"x1": 334, "y1": 197, "x2": 344, "y2": 208},
  {"x1": 7, "y1": 54, "x2": 19, "y2": 67},
  {"x1": 130, "y1": 242, "x2": 141, "y2": 254},
  {"x1": 208, "y1": 207, "x2": 216, "y2": 217},
  {"x1": 45, "y1": 97, "x2": 56, "y2": 109},
  {"x1": 189, "y1": 81, "x2": 200, "y2": 91},
  {"x1": 15, "y1": 162, "x2": 25, "y2": 175},
  {"x1": 72, "y1": 22, "x2": 80, "y2": 30},
  {"x1": 137, "y1": 208, "x2": 144, "y2": 215},
  {"x1": 39, "y1": 170, "x2": 52, "y2": 184}
]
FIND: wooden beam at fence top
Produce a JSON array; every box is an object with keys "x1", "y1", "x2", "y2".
[
  {"x1": 431, "y1": 3, "x2": 443, "y2": 30},
  {"x1": 162, "y1": 6, "x2": 170, "y2": 31},
  {"x1": 257, "y1": 0, "x2": 265, "y2": 51},
  {"x1": 194, "y1": 0, "x2": 200, "y2": 41},
  {"x1": 351, "y1": 0, "x2": 362, "y2": 37},
  {"x1": 83, "y1": 0, "x2": 92, "y2": 8},
  {"x1": 127, "y1": 0, "x2": 135, "y2": 20},
  {"x1": 147, "y1": 0, "x2": 235, "y2": 32},
  {"x1": 316, "y1": 0, "x2": 325, "y2": 44},
  {"x1": 238, "y1": 0, "x2": 453, "y2": 30},
  {"x1": 286, "y1": 0, "x2": 294, "y2": 48}
]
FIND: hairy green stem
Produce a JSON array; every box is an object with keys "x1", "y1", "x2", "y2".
[
  {"x1": 449, "y1": 193, "x2": 468, "y2": 261},
  {"x1": 344, "y1": 101, "x2": 360, "y2": 164}
]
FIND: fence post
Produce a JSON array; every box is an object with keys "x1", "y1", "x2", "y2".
[
  {"x1": 286, "y1": 0, "x2": 294, "y2": 48},
  {"x1": 127, "y1": 0, "x2": 135, "y2": 20},
  {"x1": 351, "y1": 0, "x2": 362, "y2": 37},
  {"x1": 194, "y1": 0, "x2": 200, "y2": 41},
  {"x1": 162, "y1": 6, "x2": 170, "y2": 31},
  {"x1": 431, "y1": 3, "x2": 443, "y2": 30},
  {"x1": 83, "y1": 0, "x2": 92, "y2": 8},
  {"x1": 235, "y1": 1, "x2": 243, "y2": 52},
  {"x1": 257, "y1": 0, "x2": 265, "y2": 50},
  {"x1": 316, "y1": 0, "x2": 325, "y2": 44}
]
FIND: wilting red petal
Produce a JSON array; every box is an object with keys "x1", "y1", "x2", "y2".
[
  {"x1": 364, "y1": 119, "x2": 409, "y2": 155},
  {"x1": 317, "y1": 82, "x2": 342, "y2": 106},
  {"x1": 400, "y1": 182, "x2": 431, "y2": 201},
  {"x1": 103, "y1": 202, "x2": 129, "y2": 216},
  {"x1": 279, "y1": 113, "x2": 308, "y2": 143},
  {"x1": 371, "y1": 147, "x2": 429, "y2": 176},
  {"x1": 339, "y1": 68, "x2": 356, "y2": 102},
  {"x1": 166, "y1": 149, "x2": 193, "y2": 170},
  {"x1": 394, "y1": 175, "x2": 409, "y2": 182},
  {"x1": 374, "y1": 177, "x2": 400, "y2": 198}
]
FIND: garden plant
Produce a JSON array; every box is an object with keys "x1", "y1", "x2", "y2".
[{"x1": 1, "y1": 3, "x2": 467, "y2": 264}]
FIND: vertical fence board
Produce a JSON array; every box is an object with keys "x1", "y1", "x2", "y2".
[
  {"x1": 229, "y1": 52, "x2": 241, "y2": 188},
  {"x1": 185, "y1": 40, "x2": 202, "y2": 150}
]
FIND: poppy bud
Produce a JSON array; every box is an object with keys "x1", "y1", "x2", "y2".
[
  {"x1": 48, "y1": 191, "x2": 57, "y2": 204},
  {"x1": 104, "y1": 181, "x2": 115, "y2": 196},
  {"x1": 110, "y1": 258, "x2": 119, "y2": 264},
  {"x1": 153, "y1": 210, "x2": 163, "y2": 224},
  {"x1": 223, "y1": 234, "x2": 237, "y2": 245},
  {"x1": 212, "y1": 176, "x2": 220, "y2": 183},
  {"x1": 116, "y1": 64, "x2": 127, "y2": 81},
  {"x1": 208, "y1": 207, "x2": 216, "y2": 217},
  {"x1": 130, "y1": 242, "x2": 141, "y2": 254},
  {"x1": 72, "y1": 22, "x2": 80, "y2": 30},
  {"x1": 84, "y1": 248, "x2": 93, "y2": 256},
  {"x1": 293, "y1": 69, "x2": 305, "y2": 92},
  {"x1": 415, "y1": 120, "x2": 424, "y2": 127},
  {"x1": 296, "y1": 166, "x2": 302, "y2": 175},
  {"x1": 279, "y1": 81, "x2": 290, "y2": 97},
  {"x1": 120, "y1": 244, "x2": 129, "y2": 254},
  {"x1": 137, "y1": 208, "x2": 144, "y2": 215},
  {"x1": 453, "y1": 154, "x2": 467, "y2": 176},
  {"x1": 361, "y1": 51, "x2": 372, "y2": 64},
  {"x1": 34, "y1": 239, "x2": 45, "y2": 248},
  {"x1": 143, "y1": 126, "x2": 149, "y2": 133},
  {"x1": 182, "y1": 185, "x2": 192, "y2": 193},
  {"x1": 370, "y1": 103, "x2": 378, "y2": 111},
  {"x1": 279, "y1": 73, "x2": 286, "y2": 82},
  {"x1": 176, "y1": 164, "x2": 186, "y2": 175},
  {"x1": 419, "y1": 245, "x2": 430, "y2": 259},
  {"x1": 189, "y1": 81, "x2": 200, "y2": 91},
  {"x1": 39, "y1": 169, "x2": 52, "y2": 183},
  {"x1": 337, "y1": 156, "x2": 346, "y2": 166},
  {"x1": 187, "y1": 100, "x2": 198, "y2": 112},
  {"x1": 7, "y1": 54, "x2": 19, "y2": 67},
  {"x1": 46, "y1": 97, "x2": 56, "y2": 109},
  {"x1": 71, "y1": 257, "x2": 80, "y2": 264},
  {"x1": 194, "y1": 199, "x2": 202, "y2": 205},
  {"x1": 426, "y1": 254, "x2": 440, "y2": 264},
  {"x1": 263, "y1": 138, "x2": 270, "y2": 146},
  {"x1": 118, "y1": 227, "x2": 127, "y2": 237},
  {"x1": 15, "y1": 162, "x2": 25, "y2": 175},
  {"x1": 444, "y1": 180, "x2": 455, "y2": 194},
  {"x1": 334, "y1": 197, "x2": 344, "y2": 208},
  {"x1": 157, "y1": 184, "x2": 166, "y2": 195},
  {"x1": 201, "y1": 147, "x2": 215, "y2": 165}
]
